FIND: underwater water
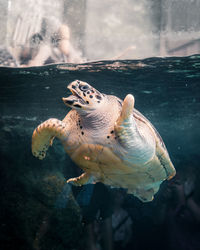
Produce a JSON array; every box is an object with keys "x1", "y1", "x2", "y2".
[{"x1": 0, "y1": 55, "x2": 200, "y2": 250}]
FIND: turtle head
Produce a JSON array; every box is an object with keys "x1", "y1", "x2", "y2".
[{"x1": 62, "y1": 80, "x2": 105, "y2": 111}]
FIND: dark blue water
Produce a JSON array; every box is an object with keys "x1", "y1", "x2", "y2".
[{"x1": 0, "y1": 55, "x2": 200, "y2": 250}]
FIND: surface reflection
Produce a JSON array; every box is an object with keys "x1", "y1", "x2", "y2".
[{"x1": 0, "y1": 0, "x2": 200, "y2": 67}]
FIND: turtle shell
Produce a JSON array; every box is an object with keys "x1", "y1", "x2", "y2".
[{"x1": 68, "y1": 107, "x2": 176, "y2": 202}]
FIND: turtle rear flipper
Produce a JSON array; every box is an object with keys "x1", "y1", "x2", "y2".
[
  {"x1": 128, "y1": 188, "x2": 155, "y2": 202},
  {"x1": 136, "y1": 188, "x2": 155, "y2": 202},
  {"x1": 67, "y1": 172, "x2": 91, "y2": 186}
]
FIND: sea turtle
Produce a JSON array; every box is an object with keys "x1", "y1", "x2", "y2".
[{"x1": 32, "y1": 80, "x2": 176, "y2": 202}]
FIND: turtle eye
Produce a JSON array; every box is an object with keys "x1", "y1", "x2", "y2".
[{"x1": 79, "y1": 85, "x2": 89, "y2": 91}]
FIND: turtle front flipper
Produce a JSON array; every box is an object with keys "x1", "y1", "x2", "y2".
[
  {"x1": 114, "y1": 94, "x2": 155, "y2": 164},
  {"x1": 32, "y1": 118, "x2": 69, "y2": 160}
]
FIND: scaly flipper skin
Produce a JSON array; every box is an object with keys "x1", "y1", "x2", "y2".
[
  {"x1": 134, "y1": 188, "x2": 155, "y2": 202},
  {"x1": 117, "y1": 94, "x2": 135, "y2": 123},
  {"x1": 32, "y1": 118, "x2": 69, "y2": 160},
  {"x1": 67, "y1": 172, "x2": 91, "y2": 186},
  {"x1": 115, "y1": 94, "x2": 155, "y2": 165},
  {"x1": 114, "y1": 94, "x2": 137, "y2": 148}
]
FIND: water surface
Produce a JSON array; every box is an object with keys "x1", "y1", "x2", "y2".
[{"x1": 0, "y1": 55, "x2": 200, "y2": 250}]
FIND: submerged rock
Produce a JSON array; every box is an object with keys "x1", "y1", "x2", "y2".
[{"x1": 0, "y1": 118, "x2": 82, "y2": 250}]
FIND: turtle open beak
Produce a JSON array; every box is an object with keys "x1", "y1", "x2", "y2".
[
  {"x1": 62, "y1": 96, "x2": 76, "y2": 106},
  {"x1": 62, "y1": 85, "x2": 85, "y2": 108}
]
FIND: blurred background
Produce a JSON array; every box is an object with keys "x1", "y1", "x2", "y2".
[{"x1": 0, "y1": 0, "x2": 200, "y2": 67}]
